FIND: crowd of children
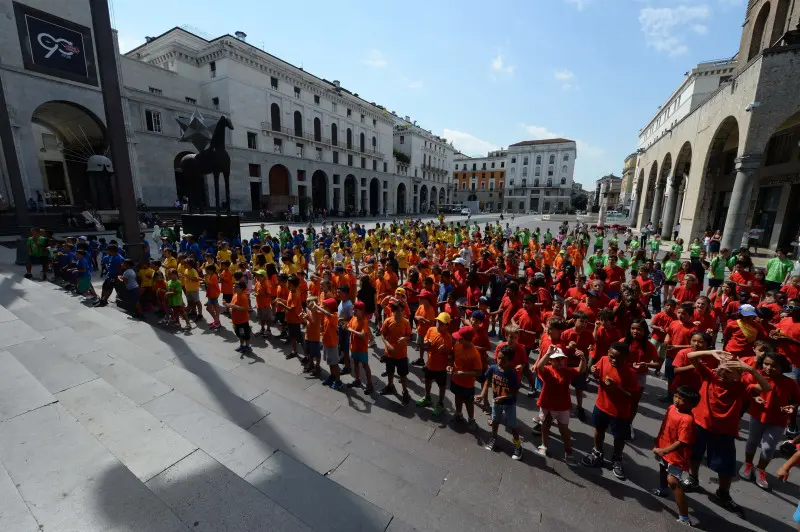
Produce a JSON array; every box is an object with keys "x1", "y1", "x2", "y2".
[{"x1": 25, "y1": 219, "x2": 800, "y2": 527}]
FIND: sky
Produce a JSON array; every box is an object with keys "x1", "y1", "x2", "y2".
[{"x1": 110, "y1": 0, "x2": 748, "y2": 187}]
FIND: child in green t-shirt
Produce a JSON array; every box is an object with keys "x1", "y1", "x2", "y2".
[
  {"x1": 648, "y1": 237, "x2": 660, "y2": 260},
  {"x1": 166, "y1": 270, "x2": 191, "y2": 329}
]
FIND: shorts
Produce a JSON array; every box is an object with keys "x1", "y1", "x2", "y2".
[
  {"x1": 636, "y1": 373, "x2": 647, "y2": 389},
  {"x1": 663, "y1": 280, "x2": 677, "y2": 287},
  {"x1": 77, "y1": 277, "x2": 92, "y2": 292},
  {"x1": 257, "y1": 307, "x2": 271, "y2": 321},
  {"x1": 385, "y1": 357, "x2": 410, "y2": 377},
  {"x1": 338, "y1": 326, "x2": 350, "y2": 353},
  {"x1": 223, "y1": 293, "x2": 233, "y2": 304},
  {"x1": 323, "y1": 345, "x2": 339, "y2": 366},
  {"x1": 305, "y1": 340, "x2": 321, "y2": 359},
  {"x1": 186, "y1": 291, "x2": 200, "y2": 303},
  {"x1": 424, "y1": 367, "x2": 448, "y2": 387},
  {"x1": 207, "y1": 297, "x2": 219, "y2": 306},
  {"x1": 744, "y1": 416, "x2": 784, "y2": 460},
  {"x1": 657, "y1": 457, "x2": 686, "y2": 480},
  {"x1": 592, "y1": 406, "x2": 632, "y2": 440},
  {"x1": 651, "y1": 338, "x2": 667, "y2": 360},
  {"x1": 125, "y1": 287, "x2": 140, "y2": 304},
  {"x1": 538, "y1": 408, "x2": 570, "y2": 426},
  {"x1": 233, "y1": 322, "x2": 251, "y2": 341},
  {"x1": 275, "y1": 311, "x2": 286, "y2": 324},
  {"x1": 492, "y1": 402, "x2": 518, "y2": 428},
  {"x1": 287, "y1": 323, "x2": 303, "y2": 342},
  {"x1": 351, "y1": 351, "x2": 369, "y2": 364},
  {"x1": 708, "y1": 278, "x2": 723, "y2": 288},
  {"x1": 571, "y1": 372, "x2": 588, "y2": 391},
  {"x1": 691, "y1": 423, "x2": 736, "y2": 478},
  {"x1": 449, "y1": 380, "x2": 474, "y2": 402}
]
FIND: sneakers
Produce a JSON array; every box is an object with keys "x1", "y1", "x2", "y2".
[
  {"x1": 402, "y1": 390, "x2": 411, "y2": 404},
  {"x1": 467, "y1": 418, "x2": 478, "y2": 431},
  {"x1": 650, "y1": 487, "x2": 667, "y2": 498},
  {"x1": 432, "y1": 404, "x2": 444, "y2": 416},
  {"x1": 411, "y1": 358, "x2": 425, "y2": 367},
  {"x1": 285, "y1": 352, "x2": 297, "y2": 360},
  {"x1": 379, "y1": 385, "x2": 396, "y2": 396},
  {"x1": 575, "y1": 407, "x2": 586, "y2": 422},
  {"x1": 676, "y1": 517, "x2": 692, "y2": 527},
  {"x1": 612, "y1": 459, "x2": 626, "y2": 480},
  {"x1": 564, "y1": 453, "x2": 578, "y2": 467},
  {"x1": 681, "y1": 474, "x2": 699, "y2": 492},
  {"x1": 739, "y1": 462, "x2": 754, "y2": 480},
  {"x1": 416, "y1": 396, "x2": 432, "y2": 407},
  {"x1": 321, "y1": 377, "x2": 334, "y2": 387},
  {"x1": 755, "y1": 468, "x2": 769, "y2": 490},
  {"x1": 512, "y1": 444, "x2": 523, "y2": 461},
  {"x1": 24, "y1": 273, "x2": 33, "y2": 279},
  {"x1": 485, "y1": 437, "x2": 497, "y2": 451},
  {"x1": 330, "y1": 380, "x2": 344, "y2": 391},
  {"x1": 531, "y1": 419, "x2": 542, "y2": 435},
  {"x1": 536, "y1": 445, "x2": 547, "y2": 457},
  {"x1": 364, "y1": 386, "x2": 374, "y2": 395},
  {"x1": 711, "y1": 489, "x2": 745, "y2": 518},
  {"x1": 582, "y1": 449, "x2": 604, "y2": 468},
  {"x1": 347, "y1": 379, "x2": 363, "y2": 389},
  {"x1": 235, "y1": 345, "x2": 246, "y2": 352}
]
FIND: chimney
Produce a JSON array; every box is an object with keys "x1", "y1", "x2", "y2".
[
  {"x1": 404, "y1": 116, "x2": 410, "y2": 122},
  {"x1": 145, "y1": 36, "x2": 154, "y2": 43},
  {"x1": 234, "y1": 31, "x2": 247, "y2": 41},
  {"x1": 332, "y1": 80, "x2": 340, "y2": 88}
]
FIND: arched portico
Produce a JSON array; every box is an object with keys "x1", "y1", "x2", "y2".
[{"x1": 661, "y1": 142, "x2": 692, "y2": 239}]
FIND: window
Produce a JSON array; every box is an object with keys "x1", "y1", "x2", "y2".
[
  {"x1": 148, "y1": 86, "x2": 162, "y2": 95},
  {"x1": 314, "y1": 117, "x2": 321, "y2": 141},
  {"x1": 560, "y1": 177, "x2": 566, "y2": 185},
  {"x1": 372, "y1": 136, "x2": 376, "y2": 148},
  {"x1": 270, "y1": 77, "x2": 278, "y2": 90},
  {"x1": 471, "y1": 183, "x2": 476, "y2": 191},
  {"x1": 212, "y1": 97, "x2": 219, "y2": 110},
  {"x1": 346, "y1": 128, "x2": 352, "y2": 150},
  {"x1": 314, "y1": 95, "x2": 320, "y2": 105},
  {"x1": 521, "y1": 179, "x2": 526, "y2": 187},
  {"x1": 548, "y1": 166, "x2": 554, "y2": 176},
  {"x1": 511, "y1": 156, "x2": 516, "y2": 163},
  {"x1": 501, "y1": 162, "x2": 505, "y2": 168},
  {"x1": 482, "y1": 163, "x2": 486, "y2": 170},
  {"x1": 523, "y1": 156, "x2": 528, "y2": 165},
  {"x1": 535, "y1": 167, "x2": 540, "y2": 176},
  {"x1": 348, "y1": 154, "x2": 353, "y2": 166},
  {"x1": 462, "y1": 183, "x2": 467, "y2": 190},
  {"x1": 273, "y1": 138, "x2": 282, "y2": 153},
  {"x1": 333, "y1": 174, "x2": 340, "y2": 185},
  {"x1": 522, "y1": 167, "x2": 528, "y2": 177},
  {"x1": 331, "y1": 123, "x2": 338, "y2": 145},
  {"x1": 361, "y1": 178, "x2": 367, "y2": 187},
  {"x1": 373, "y1": 160, "x2": 377, "y2": 171},
  {"x1": 333, "y1": 151, "x2": 339, "y2": 164},
  {"x1": 247, "y1": 132, "x2": 258, "y2": 149},
  {"x1": 315, "y1": 147, "x2": 323, "y2": 161},
  {"x1": 373, "y1": 118, "x2": 377, "y2": 126},
  {"x1": 144, "y1": 109, "x2": 162, "y2": 132},
  {"x1": 294, "y1": 86, "x2": 301, "y2": 98},
  {"x1": 563, "y1": 153, "x2": 569, "y2": 162},
  {"x1": 294, "y1": 111, "x2": 303, "y2": 137},
  {"x1": 462, "y1": 164, "x2": 467, "y2": 170},
  {"x1": 360, "y1": 132, "x2": 365, "y2": 152},
  {"x1": 549, "y1": 154, "x2": 555, "y2": 164},
  {"x1": 248, "y1": 164, "x2": 261, "y2": 177},
  {"x1": 399, "y1": 135, "x2": 405, "y2": 144},
  {"x1": 536, "y1": 155, "x2": 541, "y2": 165},
  {"x1": 332, "y1": 102, "x2": 337, "y2": 112},
  {"x1": 383, "y1": 162, "x2": 387, "y2": 172},
  {"x1": 209, "y1": 61, "x2": 216, "y2": 77},
  {"x1": 534, "y1": 179, "x2": 539, "y2": 187},
  {"x1": 491, "y1": 162, "x2": 495, "y2": 168},
  {"x1": 347, "y1": 108, "x2": 352, "y2": 117},
  {"x1": 480, "y1": 182, "x2": 485, "y2": 190},
  {"x1": 547, "y1": 180, "x2": 553, "y2": 187},
  {"x1": 360, "y1": 114, "x2": 365, "y2": 123},
  {"x1": 472, "y1": 163, "x2": 477, "y2": 171},
  {"x1": 361, "y1": 157, "x2": 366, "y2": 169},
  {"x1": 490, "y1": 180, "x2": 495, "y2": 190},
  {"x1": 185, "y1": 97, "x2": 197, "y2": 104},
  {"x1": 296, "y1": 143, "x2": 304, "y2": 157}
]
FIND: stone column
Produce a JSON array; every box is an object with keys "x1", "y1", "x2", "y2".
[
  {"x1": 630, "y1": 188, "x2": 642, "y2": 228},
  {"x1": 650, "y1": 181, "x2": 665, "y2": 229},
  {"x1": 597, "y1": 181, "x2": 608, "y2": 225},
  {"x1": 721, "y1": 155, "x2": 762, "y2": 251},
  {"x1": 660, "y1": 174, "x2": 681, "y2": 240}
]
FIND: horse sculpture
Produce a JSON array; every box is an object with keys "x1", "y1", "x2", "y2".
[{"x1": 179, "y1": 115, "x2": 234, "y2": 215}]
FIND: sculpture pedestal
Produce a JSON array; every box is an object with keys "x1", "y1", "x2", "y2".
[{"x1": 181, "y1": 214, "x2": 241, "y2": 241}]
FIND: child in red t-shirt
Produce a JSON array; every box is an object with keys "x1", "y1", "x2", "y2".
[
  {"x1": 723, "y1": 303, "x2": 766, "y2": 358},
  {"x1": 582, "y1": 342, "x2": 639, "y2": 480},
  {"x1": 534, "y1": 344, "x2": 586, "y2": 466},
  {"x1": 669, "y1": 331, "x2": 713, "y2": 397},
  {"x1": 589, "y1": 309, "x2": 619, "y2": 367},
  {"x1": 682, "y1": 350, "x2": 770, "y2": 515},
  {"x1": 651, "y1": 298, "x2": 677, "y2": 375},
  {"x1": 741, "y1": 351, "x2": 800, "y2": 490},
  {"x1": 651, "y1": 386, "x2": 701, "y2": 526},
  {"x1": 561, "y1": 311, "x2": 593, "y2": 422},
  {"x1": 624, "y1": 319, "x2": 661, "y2": 436},
  {"x1": 664, "y1": 302, "x2": 698, "y2": 396}
]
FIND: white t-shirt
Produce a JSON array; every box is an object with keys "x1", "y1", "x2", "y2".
[{"x1": 122, "y1": 268, "x2": 138, "y2": 289}]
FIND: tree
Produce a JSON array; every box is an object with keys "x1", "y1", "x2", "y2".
[{"x1": 571, "y1": 193, "x2": 588, "y2": 211}]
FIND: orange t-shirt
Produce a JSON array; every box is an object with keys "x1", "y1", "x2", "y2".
[
  {"x1": 348, "y1": 316, "x2": 370, "y2": 353},
  {"x1": 425, "y1": 327, "x2": 452, "y2": 372},
  {"x1": 310, "y1": 278, "x2": 321, "y2": 298},
  {"x1": 383, "y1": 271, "x2": 399, "y2": 292},
  {"x1": 451, "y1": 343, "x2": 481, "y2": 388},
  {"x1": 268, "y1": 274, "x2": 279, "y2": 298},
  {"x1": 298, "y1": 279, "x2": 309, "y2": 303},
  {"x1": 276, "y1": 285, "x2": 289, "y2": 308},
  {"x1": 255, "y1": 279, "x2": 271, "y2": 309},
  {"x1": 285, "y1": 289, "x2": 302, "y2": 324},
  {"x1": 322, "y1": 313, "x2": 339, "y2": 348},
  {"x1": 230, "y1": 292, "x2": 249, "y2": 324},
  {"x1": 305, "y1": 310, "x2": 322, "y2": 342},
  {"x1": 220, "y1": 270, "x2": 234, "y2": 295},
  {"x1": 205, "y1": 274, "x2": 220, "y2": 299},
  {"x1": 380, "y1": 315, "x2": 412, "y2": 359},
  {"x1": 415, "y1": 304, "x2": 436, "y2": 339}
]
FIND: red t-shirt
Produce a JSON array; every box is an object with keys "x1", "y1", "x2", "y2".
[
  {"x1": 692, "y1": 363, "x2": 758, "y2": 436},
  {"x1": 637, "y1": 276, "x2": 655, "y2": 302},
  {"x1": 574, "y1": 302, "x2": 598, "y2": 324},
  {"x1": 669, "y1": 348, "x2": 702, "y2": 392},
  {"x1": 693, "y1": 310, "x2": 715, "y2": 333},
  {"x1": 604, "y1": 265, "x2": 625, "y2": 289},
  {"x1": 513, "y1": 308, "x2": 541, "y2": 348},
  {"x1": 537, "y1": 364, "x2": 578, "y2": 412},
  {"x1": 500, "y1": 294, "x2": 522, "y2": 329},
  {"x1": 594, "y1": 356, "x2": 639, "y2": 418},
  {"x1": 723, "y1": 320, "x2": 765, "y2": 358},
  {"x1": 776, "y1": 317, "x2": 800, "y2": 367},
  {"x1": 565, "y1": 287, "x2": 585, "y2": 314},
  {"x1": 730, "y1": 271, "x2": 754, "y2": 288},
  {"x1": 627, "y1": 338, "x2": 659, "y2": 374},
  {"x1": 672, "y1": 285, "x2": 699, "y2": 304},
  {"x1": 748, "y1": 374, "x2": 800, "y2": 427},
  {"x1": 666, "y1": 320, "x2": 698, "y2": 360},
  {"x1": 758, "y1": 302, "x2": 783, "y2": 325},
  {"x1": 591, "y1": 323, "x2": 620, "y2": 360},
  {"x1": 780, "y1": 284, "x2": 800, "y2": 300},
  {"x1": 656, "y1": 405, "x2": 695, "y2": 471},
  {"x1": 610, "y1": 300, "x2": 646, "y2": 338},
  {"x1": 561, "y1": 327, "x2": 593, "y2": 367},
  {"x1": 536, "y1": 287, "x2": 553, "y2": 313},
  {"x1": 650, "y1": 311, "x2": 675, "y2": 342}
]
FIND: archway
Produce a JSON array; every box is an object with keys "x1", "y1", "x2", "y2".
[
  {"x1": 699, "y1": 116, "x2": 739, "y2": 236},
  {"x1": 311, "y1": 170, "x2": 328, "y2": 212},
  {"x1": 31, "y1": 100, "x2": 111, "y2": 208},
  {"x1": 369, "y1": 178, "x2": 380, "y2": 215},
  {"x1": 641, "y1": 161, "x2": 658, "y2": 226},
  {"x1": 420, "y1": 185, "x2": 428, "y2": 214},
  {"x1": 748, "y1": 2, "x2": 771, "y2": 61},
  {"x1": 314, "y1": 117, "x2": 321, "y2": 142},
  {"x1": 439, "y1": 187, "x2": 445, "y2": 204},
  {"x1": 396, "y1": 183, "x2": 406, "y2": 214},
  {"x1": 268, "y1": 164, "x2": 291, "y2": 213},
  {"x1": 661, "y1": 142, "x2": 692, "y2": 238},
  {"x1": 293, "y1": 111, "x2": 303, "y2": 137},
  {"x1": 344, "y1": 174, "x2": 356, "y2": 215},
  {"x1": 771, "y1": 0, "x2": 791, "y2": 46},
  {"x1": 430, "y1": 186, "x2": 437, "y2": 212},
  {"x1": 270, "y1": 103, "x2": 281, "y2": 131},
  {"x1": 650, "y1": 152, "x2": 672, "y2": 227}
]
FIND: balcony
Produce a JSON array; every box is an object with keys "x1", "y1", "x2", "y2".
[{"x1": 260, "y1": 122, "x2": 383, "y2": 158}]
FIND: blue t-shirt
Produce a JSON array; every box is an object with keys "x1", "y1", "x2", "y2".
[
  {"x1": 78, "y1": 257, "x2": 92, "y2": 278},
  {"x1": 438, "y1": 282, "x2": 454, "y2": 303},
  {"x1": 103, "y1": 254, "x2": 124, "y2": 279},
  {"x1": 338, "y1": 300, "x2": 354, "y2": 321},
  {"x1": 484, "y1": 364, "x2": 519, "y2": 405},
  {"x1": 189, "y1": 243, "x2": 202, "y2": 261}
]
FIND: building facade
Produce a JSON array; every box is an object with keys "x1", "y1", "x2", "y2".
[
  {"x1": 451, "y1": 149, "x2": 506, "y2": 212},
  {"x1": 593, "y1": 174, "x2": 622, "y2": 211},
  {"x1": 505, "y1": 139, "x2": 577, "y2": 214},
  {"x1": 619, "y1": 152, "x2": 638, "y2": 214},
  {"x1": 0, "y1": 6, "x2": 453, "y2": 217},
  {"x1": 630, "y1": 0, "x2": 800, "y2": 251}
]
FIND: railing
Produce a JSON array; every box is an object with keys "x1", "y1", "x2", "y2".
[{"x1": 260, "y1": 122, "x2": 383, "y2": 158}]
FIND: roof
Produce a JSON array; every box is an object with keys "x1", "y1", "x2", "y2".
[{"x1": 508, "y1": 138, "x2": 574, "y2": 147}]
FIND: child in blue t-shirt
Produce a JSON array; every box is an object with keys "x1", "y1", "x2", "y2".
[{"x1": 481, "y1": 345, "x2": 522, "y2": 460}]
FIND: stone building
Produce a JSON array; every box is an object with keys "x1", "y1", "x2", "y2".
[
  {"x1": 451, "y1": 149, "x2": 507, "y2": 212},
  {"x1": 620, "y1": 153, "x2": 638, "y2": 214},
  {"x1": 505, "y1": 139, "x2": 576, "y2": 214},
  {"x1": 593, "y1": 174, "x2": 622, "y2": 211},
  {"x1": 631, "y1": 0, "x2": 800, "y2": 251}
]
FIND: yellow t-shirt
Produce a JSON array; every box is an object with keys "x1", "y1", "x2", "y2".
[
  {"x1": 216, "y1": 249, "x2": 232, "y2": 262},
  {"x1": 139, "y1": 268, "x2": 155, "y2": 288},
  {"x1": 163, "y1": 257, "x2": 177, "y2": 271},
  {"x1": 184, "y1": 268, "x2": 201, "y2": 291},
  {"x1": 313, "y1": 248, "x2": 325, "y2": 266},
  {"x1": 396, "y1": 250, "x2": 408, "y2": 269}
]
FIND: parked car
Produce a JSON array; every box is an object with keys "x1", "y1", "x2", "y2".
[{"x1": 460, "y1": 208, "x2": 472, "y2": 216}]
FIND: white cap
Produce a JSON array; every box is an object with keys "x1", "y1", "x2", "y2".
[
  {"x1": 452, "y1": 257, "x2": 467, "y2": 266},
  {"x1": 549, "y1": 347, "x2": 567, "y2": 359}
]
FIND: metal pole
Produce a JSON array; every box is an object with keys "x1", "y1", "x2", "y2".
[
  {"x1": 89, "y1": 0, "x2": 142, "y2": 260},
  {"x1": 0, "y1": 69, "x2": 32, "y2": 265}
]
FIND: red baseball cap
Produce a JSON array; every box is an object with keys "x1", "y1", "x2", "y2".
[
  {"x1": 353, "y1": 301, "x2": 366, "y2": 312},
  {"x1": 323, "y1": 298, "x2": 338, "y2": 311},
  {"x1": 453, "y1": 326, "x2": 474, "y2": 342}
]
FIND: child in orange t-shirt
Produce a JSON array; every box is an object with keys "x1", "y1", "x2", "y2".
[
  {"x1": 204, "y1": 264, "x2": 221, "y2": 329},
  {"x1": 226, "y1": 281, "x2": 251, "y2": 355},
  {"x1": 253, "y1": 270, "x2": 272, "y2": 337},
  {"x1": 314, "y1": 297, "x2": 343, "y2": 389},
  {"x1": 220, "y1": 260, "x2": 234, "y2": 312},
  {"x1": 302, "y1": 298, "x2": 323, "y2": 376},
  {"x1": 347, "y1": 301, "x2": 373, "y2": 393}
]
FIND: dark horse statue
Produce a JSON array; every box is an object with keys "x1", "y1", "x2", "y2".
[{"x1": 179, "y1": 116, "x2": 234, "y2": 215}]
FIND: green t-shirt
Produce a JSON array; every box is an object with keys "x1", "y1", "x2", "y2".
[
  {"x1": 609, "y1": 236, "x2": 619, "y2": 247},
  {"x1": 671, "y1": 243, "x2": 684, "y2": 255},
  {"x1": 454, "y1": 232, "x2": 462, "y2": 246},
  {"x1": 663, "y1": 259, "x2": 681, "y2": 281},
  {"x1": 630, "y1": 259, "x2": 643, "y2": 273},
  {"x1": 629, "y1": 239, "x2": 640, "y2": 250},
  {"x1": 689, "y1": 243, "x2": 702, "y2": 258},
  {"x1": 709, "y1": 256, "x2": 726, "y2": 280},
  {"x1": 587, "y1": 255, "x2": 602, "y2": 275},
  {"x1": 594, "y1": 236, "x2": 604, "y2": 248},
  {"x1": 27, "y1": 237, "x2": 41, "y2": 257},
  {"x1": 766, "y1": 257, "x2": 793, "y2": 283},
  {"x1": 648, "y1": 238, "x2": 660, "y2": 251},
  {"x1": 544, "y1": 232, "x2": 553, "y2": 243},
  {"x1": 167, "y1": 280, "x2": 184, "y2": 307},
  {"x1": 617, "y1": 257, "x2": 630, "y2": 270}
]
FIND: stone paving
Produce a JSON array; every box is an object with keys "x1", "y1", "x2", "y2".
[{"x1": 0, "y1": 231, "x2": 795, "y2": 531}]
